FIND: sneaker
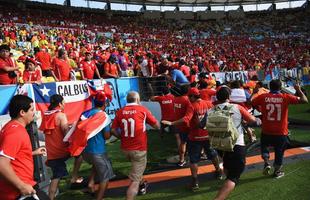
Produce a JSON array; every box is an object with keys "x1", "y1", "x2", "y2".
[
  {"x1": 191, "y1": 183, "x2": 199, "y2": 191},
  {"x1": 273, "y1": 170, "x2": 285, "y2": 179},
  {"x1": 177, "y1": 160, "x2": 186, "y2": 167},
  {"x1": 191, "y1": 178, "x2": 199, "y2": 191},
  {"x1": 138, "y1": 181, "x2": 148, "y2": 195},
  {"x1": 200, "y1": 153, "x2": 208, "y2": 160},
  {"x1": 215, "y1": 169, "x2": 225, "y2": 180},
  {"x1": 263, "y1": 164, "x2": 272, "y2": 175}
]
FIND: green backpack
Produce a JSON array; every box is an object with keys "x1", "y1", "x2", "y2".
[{"x1": 206, "y1": 105, "x2": 240, "y2": 152}]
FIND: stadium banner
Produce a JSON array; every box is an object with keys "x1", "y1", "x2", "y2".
[
  {"x1": 32, "y1": 81, "x2": 92, "y2": 124},
  {"x1": 210, "y1": 71, "x2": 248, "y2": 83},
  {"x1": 0, "y1": 85, "x2": 18, "y2": 115},
  {"x1": 116, "y1": 77, "x2": 140, "y2": 107}
]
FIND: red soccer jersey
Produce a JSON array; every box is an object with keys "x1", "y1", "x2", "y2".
[
  {"x1": 252, "y1": 92, "x2": 299, "y2": 135},
  {"x1": 112, "y1": 104, "x2": 158, "y2": 151},
  {"x1": 35, "y1": 51, "x2": 51, "y2": 71},
  {"x1": 173, "y1": 95, "x2": 191, "y2": 132},
  {"x1": 40, "y1": 110, "x2": 70, "y2": 160},
  {"x1": 52, "y1": 58, "x2": 71, "y2": 81},
  {"x1": 22, "y1": 69, "x2": 41, "y2": 83},
  {"x1": 153, "y1": 94, "x2": 175, "y2": 121},
  {"x1": 80, "y1": 60, "x2": 97, "y2": 79},
  {"x1": 103, "y1": 62, "x2": 118, "y2": 78},
  {"x1": 200, "y1": 88, "x2": 216, "y2": 102},
  {"x1": 0, "y1": 120, "x2": 36, "y2": 200},
  {"x1": 0, "y1": 57, "x2": 16, "y2": 85},
  {"x1": 183, "y1": 99, "x2": 213, "y2": 141}
]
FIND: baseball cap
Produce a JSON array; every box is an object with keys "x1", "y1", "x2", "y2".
[{"x1": 188, "y1": 87, "x2": 200, "y2": 96}]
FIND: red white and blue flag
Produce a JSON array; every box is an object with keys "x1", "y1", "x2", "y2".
[
  {"x1": 32, "y1": 81, "x2": 92, "y2": 123},
  {"x1": 63, "y1": 111, "x2": 111, "y2": 156}
]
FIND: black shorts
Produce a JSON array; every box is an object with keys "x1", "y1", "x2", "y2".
[
  {"x1": 46, "y1": 157, "x2": 69, "y2": 180},
  {"x1": 173, "y1": 126, "x2": 188, "y2": 143},
  {"x1": 160, "y1": 123, "x2": 175, "y2": 134},
  {"x1": 188, "y1": 140, "x2": 218, "y2": 164},
  {"x1": 223, "y1": 145, "x2": 246, "y2": 184}
]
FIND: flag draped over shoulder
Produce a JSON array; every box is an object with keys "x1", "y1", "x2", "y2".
[
  {"x1": 32, "y1": 81, "x2": 92, "y2": 123},
  {"x1": 63, "y1": 111, "x2": 111, "y2": 156}
]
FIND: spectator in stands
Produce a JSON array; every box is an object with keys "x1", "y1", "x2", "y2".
[
  {"x1": 0, "y1": 95, "x2": 48, "y2": 200},
  {"x1": 35, "y1": 47, "x2": 52, "y2": 77},
  {"x1": 22, "y1": 58, "x2": 42, "y2": 84},
  {"x1": 103, "y1": 55, "x2": 119, "y2": 78},
  {"x1": 112, "y1": 91, "x2": 160, "y2": 200},
  {"x1": 51, "y1": 48, "x2": 71, "y2": 81},
  {"x1": 213, "y1": 87, "x2": 259, "y2": 200},
  {"x1": 0, "y1": 44, "x2": 19, "y2": 85},
  {"x1": 117, "y1": 48, "x2": 129, "y2": 77},
  {"x1": 252, "y1": 80, "x2": 308, "y2": 178},
  {"x1": 170, "y1": 66, "x2": 190, "y2": 86},
  {"x1": 79, "y1": 51, "x2": 101, "y2": 80},
  {"x1": 39, "y1": 94, "x2": 70, "y2": 200}
]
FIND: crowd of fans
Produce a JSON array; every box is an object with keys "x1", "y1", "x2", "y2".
[{"x1": 0, "y1": 3, "x2": 310, "y2": 85}]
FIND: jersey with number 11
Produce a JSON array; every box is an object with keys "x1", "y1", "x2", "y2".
[
  {"x1": 112, "y1": 103, "x2": 158, "y2": 151},
  {"x1": 252, "y1": 93, "x2": 299, "y2": 135}
]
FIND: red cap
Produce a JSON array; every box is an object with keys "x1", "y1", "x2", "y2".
[
  {"x1": 25, "y1": 58, "x2": 37, "y2": 65},
  {"x1": 188, "y1": 87, "x2": 200, "y2": 96}
]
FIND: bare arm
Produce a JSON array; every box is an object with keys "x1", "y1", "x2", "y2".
[
  {"x1": 57, "y1": 112, "x2": 69, "y2": 134},
  {"x1": 95, "y1": 67, "x2": 101, "y2": 79},
  {"x1": 294, "y1": 85, "x2": 308, "y2": 104},
  {"x1": 0, "y1": 157, "x2": 36, "y2": 196},
  {"x1": 2, "y1": 66, "x2": 19, "y2": 72},
  {"x1": 80, "y1": 68, "x2": 86, "y2": 80}
]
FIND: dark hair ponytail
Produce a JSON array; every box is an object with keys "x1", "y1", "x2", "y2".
[{"x1": 48, "y1": 94, "x2": 64, "y2": 110}]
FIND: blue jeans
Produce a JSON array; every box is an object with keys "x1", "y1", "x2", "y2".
[{"x1": 261, "y1": 134, "x2": 289, "y2": 167}]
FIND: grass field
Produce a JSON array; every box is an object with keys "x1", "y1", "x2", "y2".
[
  {"x1": 105, "y1": 160, "x2": 310, "y2": 200},
  {"x1": 57, "y1": 159, "x2": 310, "y2": 200},
  {"x1": 288, "y1": 85, "x2": 310, "y2": 122}
]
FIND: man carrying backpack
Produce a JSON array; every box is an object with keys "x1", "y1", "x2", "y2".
[{"x1": 211, "y1": 87, "x2": 260, "y2": 200}]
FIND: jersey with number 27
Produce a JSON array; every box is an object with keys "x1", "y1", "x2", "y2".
[
  {"x1": 112, "y1": 104, "x2": 158, "y2": 151},
  {"x1": 252, "y1": 92, "x2": 299, "y2": 135}
]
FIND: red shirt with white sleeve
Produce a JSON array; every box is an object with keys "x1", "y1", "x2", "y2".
[
  {"x1": 0, "y1": 120, "x2": 36, "y2": 200},
  {"x1": 112, "y1": 103, "x2": 158, "y2": 151}
]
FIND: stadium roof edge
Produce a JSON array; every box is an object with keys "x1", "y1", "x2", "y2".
[{"x1": 90, "y1": 0, "x2": 306, "y2": 6}]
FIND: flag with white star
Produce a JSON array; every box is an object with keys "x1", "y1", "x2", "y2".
[{"x1": 33, "y1": 81, "x2": 93, "y2": 123}]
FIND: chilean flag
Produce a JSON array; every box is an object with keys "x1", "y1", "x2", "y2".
[
  {"x1": 32, "y1": 81, "x2": 92, "y2": 123},
  {"x1": 63, "y1": 111, "x2": 111, "y2": 156}
]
